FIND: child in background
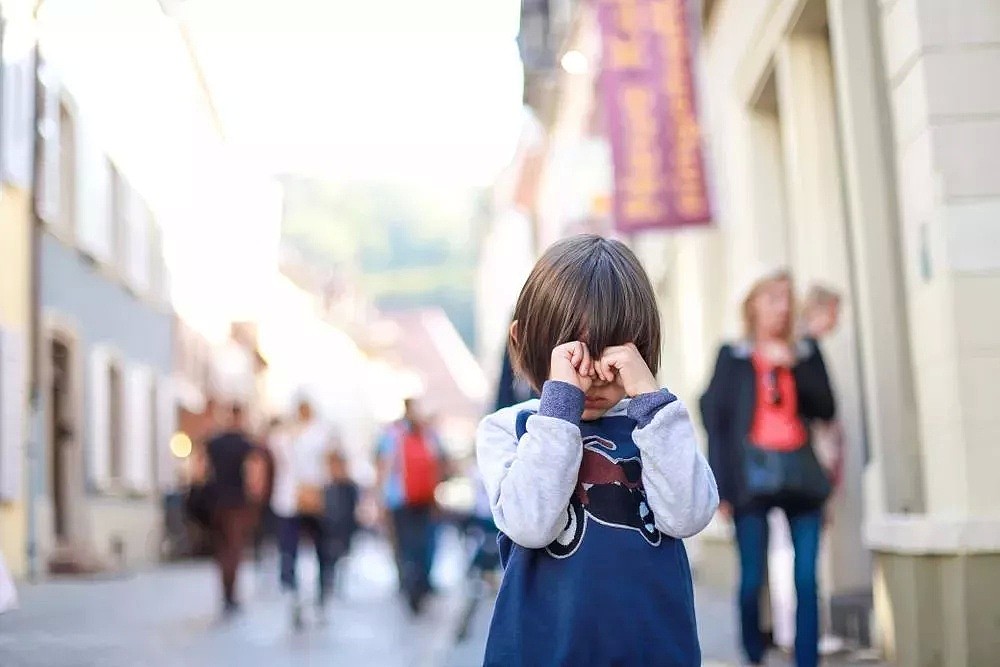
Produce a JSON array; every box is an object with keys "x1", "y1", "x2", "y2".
[
  {"x1": 799, "y1": 285, "x2": 844, "y2": 488},
  {"x1": 324, "y1": 450, "x2": 359, "y2": 590},
  {"x1": 476, "y1": 235, "x2": 719, "y2": 666}
]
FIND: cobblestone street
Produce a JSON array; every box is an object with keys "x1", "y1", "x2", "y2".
[
  {"x1": 0, "y1": 534, "x2": 470, "y2": 667},
  {"x1": 1, "y1": 530, "x2": 886, "y2": 667}
]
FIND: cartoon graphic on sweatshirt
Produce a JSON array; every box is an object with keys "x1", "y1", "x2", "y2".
[{"x1": 516, "y1": 411, "x2": 661, "y2": 558}]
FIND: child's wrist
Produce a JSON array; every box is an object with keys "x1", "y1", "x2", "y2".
[
  {"x1": 538, "y1": 381, "x2": 585, "y2": 424},
  {"x1": 627, "y1": 389, "x2": 677, "y2": 429},
  {"x1": 630, "y1": 379, "x2": 661, "y2": 397}
]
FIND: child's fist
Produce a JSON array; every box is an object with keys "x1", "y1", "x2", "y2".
[
  {"x1": 596, "y1": 343, "x2": 659, "y2": 397},
  {"x1": 549, "y1": 341, "x2": 593, "y2": 392}
]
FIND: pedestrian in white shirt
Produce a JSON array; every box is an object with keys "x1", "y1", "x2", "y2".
[{"x1": 270, "y1": 399, "x2": 340, "y2": 629}]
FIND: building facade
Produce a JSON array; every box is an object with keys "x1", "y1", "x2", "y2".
[
  {"x1": 687, "y1": 1, "x2": 1000, "y2": 663},
  {"x1": 512, "y1": 0, "x2": 1000, "y2": 663},
  {"x1": 31, "y1": 75, "x2": 175, "y2": 572}
]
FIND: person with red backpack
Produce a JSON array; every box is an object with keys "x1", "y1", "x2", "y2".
[{"x1": 375, "y1": 398, "x2": 447, "y2": 613}]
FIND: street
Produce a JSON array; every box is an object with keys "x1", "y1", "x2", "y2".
[
  {"x1": 0, "y1": 529, "x2": 884, "y2": 667},
  {"x1": 0, "y1": 533, "x2": 470, "y2": 667}
]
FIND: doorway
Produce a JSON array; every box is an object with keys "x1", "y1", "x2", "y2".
[{"x1": 49, "y1": 338, "x2": 73, "y2": 541}]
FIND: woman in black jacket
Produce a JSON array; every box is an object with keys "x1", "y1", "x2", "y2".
[{"x1": 700, "y1": 269, "x2": 835, "y2": 667}]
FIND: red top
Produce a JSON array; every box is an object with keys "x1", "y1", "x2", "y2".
[{"x1": 748, "y1": 352, "x2": 808, "y2": 451}]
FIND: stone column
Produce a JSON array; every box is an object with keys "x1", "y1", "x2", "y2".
[{"x1": 855, "y1": 0, "x2": 1000, "y2": 663}]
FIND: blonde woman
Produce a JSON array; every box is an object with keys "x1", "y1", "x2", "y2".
[{"x1": 700, "y1": 269, "x2": 835, "y2": 667}]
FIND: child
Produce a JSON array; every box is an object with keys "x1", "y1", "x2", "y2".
[{"x1": 477, "y1": 235, "x2": 719, "y2": 667}]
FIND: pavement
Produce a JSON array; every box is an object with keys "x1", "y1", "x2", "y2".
[{"x1": 0, "y1": 530, "x2": 886, "y2": 667}]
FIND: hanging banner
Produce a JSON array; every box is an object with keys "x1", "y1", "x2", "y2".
[{"x1": 596, "y1": 0, "x2": 712, "y2": 232}]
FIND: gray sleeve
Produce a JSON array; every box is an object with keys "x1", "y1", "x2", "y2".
[
  {"x1": 630, "y1": 392, "x2": 720, "y2": 538},
  {"x1": 476, "y1": 384, "x2": 584, "y2": 549}
]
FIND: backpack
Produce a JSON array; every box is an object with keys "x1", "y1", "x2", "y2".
[{"x1": 399, "y1": 427, "x2": 440, "y2": 506}]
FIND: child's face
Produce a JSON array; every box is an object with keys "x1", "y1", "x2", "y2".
[{"x1": 581, "y1": 373, "x2": 627, "y2": 421}]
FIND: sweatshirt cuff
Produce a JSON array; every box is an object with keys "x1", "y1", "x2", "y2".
[
  {"x1": 627, "y1": 389, "x2": 678, "y2": 429},
  {"x1": 538, "y1": 381, "x2": 585, "y2": 424}
]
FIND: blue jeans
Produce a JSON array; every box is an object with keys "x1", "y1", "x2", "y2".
[
  {"x1": 735, "y1": 507, "x2": 822, "y2": 667},
  {"x1": 278, "y1": 515, "x2": 335, "y2": 603},
  {"x1": 390, "y1": 505, "x2": 435, "y2": 601}
]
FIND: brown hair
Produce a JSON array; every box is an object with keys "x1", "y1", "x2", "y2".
[
  {"x1": 803, "y1": 284, "x2": 841, "y2": 310},
  {"x1": 509, "y1": 235, "x2": 661, "y2": 392},
  {"x1": 741, "y1": 269, "x2": 795, "y2": 341}
]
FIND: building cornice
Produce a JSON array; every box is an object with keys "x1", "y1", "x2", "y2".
[{"x1": 865, "y1": 514, "x2": 1000, "y2": 555}]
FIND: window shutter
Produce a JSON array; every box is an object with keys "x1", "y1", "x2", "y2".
[
  {"x1": 88, "y1": 346, "x2": 111, "y2": 491},
  {"x1": 149, "y1": 220, "x2": 168, "y2": 305},
  {"x1": 0, "y1": 328, "x2": 27, "y2": 501},
  {"x1": 108, "y1": 165, "x2": 128, "y2": 272},
  {"x1": 74, "y1": 112, "x2": 112, "y2": 262},
  {"x1": 126, "y1": 191, "x2": 150, "y2": 294},
  {"x1": 123, "y1": 364, "x2": 152, "y2": 494},
  {"x1": 1, "y1": 54, "x2": 35, "y2": 187},
  {"x1": 156, "y1": 376, "x2": 177, "y2": 490},
  {"x1": 37, "y1": 62, "x2": 60, "y2": 224}
]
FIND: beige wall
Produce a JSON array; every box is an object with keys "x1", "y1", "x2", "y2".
[{"x1": 0, "y1": 186, "x2": 33, "y2": 578}]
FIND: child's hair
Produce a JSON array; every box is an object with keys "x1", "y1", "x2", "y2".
[
  {"x1": 803, "y1": 284, "x2": 841, "y2": 311},
  {"x1": 509, "y1": 234, "x2": 661, "y2": 392}
]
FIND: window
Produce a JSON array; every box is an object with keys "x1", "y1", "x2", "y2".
[{"x1": 108, "y1": 362, "x2": 123, "y2": 483}]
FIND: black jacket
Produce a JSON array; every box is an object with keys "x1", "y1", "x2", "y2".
[
  {"x1": 205, "y1": 431, "x2": 255, "y2": 508},
  {"x1": 699, "y1": 339, "x2": 836, "y2": 510}
]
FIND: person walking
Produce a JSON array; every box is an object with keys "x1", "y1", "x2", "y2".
[
  {"x1": 203, "y1": 404, "x2": 265, "y2": 617},
  {"x1": 269, "y1": 399, "x2": 341, "y2": 629},
  {"x1": 700, "y1": 268, "x2": 836, "y2": 667},
  {"x1": 375, "y1": 398, "x2": 446, "y2": 613}
]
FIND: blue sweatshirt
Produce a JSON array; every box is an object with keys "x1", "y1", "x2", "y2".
[{"x1": 476, "y1": 381, "x2": 719, "y2": 667}]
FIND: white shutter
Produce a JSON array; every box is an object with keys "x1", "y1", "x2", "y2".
[
  {"x1": 149, "y1": 221, "x2": 168, "y2": 305},
  {"x1": 125, "y1": 192, "x2": 150, "y2": 294},
  {"x1": 37, "y1": 63, "x2": 60, "y2": 224},
  {"x1": 0, "y1": 328, "x2": 27, "y2": 501},
  {"x1": 123, "y1": 364, "x2": 152, "y2": 494},
  {"x1": 88, "y1": 346, "x2": 111, "y2": 490},
  {"x1": 156, "y1": 376, "x2": 177, "y2": 490},
  {"x1": 74, "y1": 112, "x2": 112, "y2": 262},
  {"x1": 1, "y1": 55, "x2": 35, "y2": 187}
]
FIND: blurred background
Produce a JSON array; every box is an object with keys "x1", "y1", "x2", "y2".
[{"x1": 0, "y1": 0, "x2": 998, "y2": 665}]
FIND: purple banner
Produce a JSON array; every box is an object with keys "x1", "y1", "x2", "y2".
[{"x1": 597, "y1": 0, "x2": 712, "y2": 232}]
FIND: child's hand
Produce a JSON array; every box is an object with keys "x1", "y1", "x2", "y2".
[
  {"x1": 596, "y1": 343, "x2": 659, "y2": 397},
  {"x1": 549, "y1": 341, "x2": 593, "y2": 392}
]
